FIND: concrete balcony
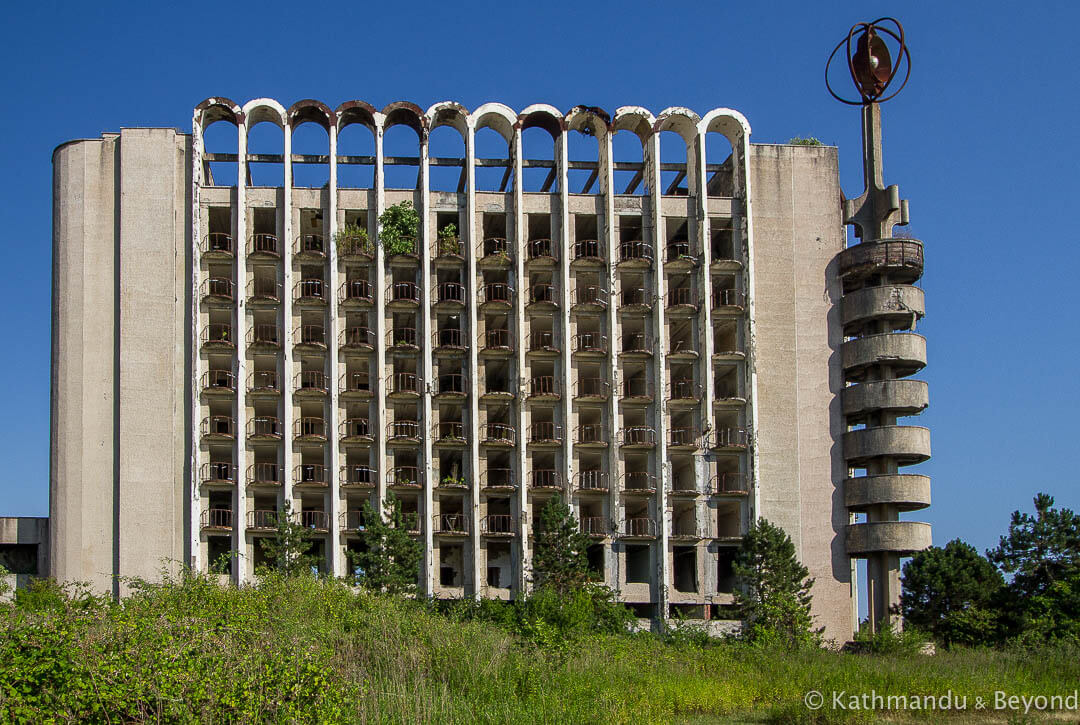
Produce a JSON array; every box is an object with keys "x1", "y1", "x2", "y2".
[
  {"x1": 339, "y1": 280, "x2": 374, "y2": 308},
  {"x1": 571, "y1": 239, "x2": 604, "y2": 267},
  {"x1": 294, "y1": 234, "x2": 326, "y2": 260},
  {"x1": 846, "y1": 521, "x2": 931, "y2": 554},
  {"x1": 201, "y1": 232, "x2": 235, "y2": 259},
  {"x1": 480, "y1": 514, "x2": 515, "y2": 536},
  {"x1": 433, "y1": 514, "x2": 469, "y2": 537},
  {"x1": 294, "y1": 464, "x2": 329, "y2": 489},
  {"x1": 248, "y1": 233, "x2": 279, "y2": 259},
  {"x1": 841, "y1": 284, "x2": 924, "y2": 332},
  {"x1": 841, "y1": 332, "x2": 926, "y2": 379},
  {"x1": 617, "y1": 240, "x2": 653, "y2": 268},
  {"x1": 294, "y1": 371, "x2": 328, "y2": 398},
  {"x1": 842, "y1": 379, "x2": 929, "y2": 421},
  {"x1": 293, "y1": 325, "x2": 326, "y2": 352},
  {"x1": 836, "y1": 238, "x2": 923, "y2": 284},
  {"x1": 340, "y1": 465, "x2": 377, "y2": 488},
  {"x1": 842, "y1": 425, "x2": 931, "y2": 466},
  {"x1": 845, "y1": 474, "x2": 931, "y2": 512},
  {"x1": 386, "y1": 281, "x2": 421, "y2": 309}
]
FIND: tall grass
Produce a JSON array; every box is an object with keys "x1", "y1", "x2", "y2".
[{"x1": 0, "y1": 573, "x2": 1076, "y2": 723}]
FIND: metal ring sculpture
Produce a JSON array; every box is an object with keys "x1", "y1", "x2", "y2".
[{"x1": 826, "y1": 17, "x2": 911, "y2": 105}]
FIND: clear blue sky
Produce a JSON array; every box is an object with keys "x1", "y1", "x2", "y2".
[{"x1": 1, "y1": 1, "x2": 1076, "y2": 560}]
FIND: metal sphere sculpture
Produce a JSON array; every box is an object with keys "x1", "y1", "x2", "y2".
[{"x1": 826, "y1": 17, "x2": 911, "y2": 105}]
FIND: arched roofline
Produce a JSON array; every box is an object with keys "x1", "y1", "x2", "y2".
[
  {"x1": 654, "y1": 107, "x2": 702, "y2": 144},
  {"x1": 427, "y1": 101, "x2": 470, "y2": 137},
  {"x1": 243, "y1": 98, "x2": 287, "y2": 129},
  {"x1": 518, "y1": 104, "x2": 565, "y2": 137},
  {"x1": 336, "y1": 101, "x2": 378, "y2": 132},
  {"x1": 289, "y1": 99, "x2": 335, "y2": 131},
  {"x1": 565, "y1": 105, "x2": 611, "y2": 137},
  {"x1": 612, "y1": 106, "x2": 656, "y2": 141},
  {"x1": 471, "y1": 103, "x2": 516, "y2": 143},
  {"x1": 382, "y1": 102, "x2": 428, "y2": 137},
  {"x1": 698, "y1": 108, "x2": 751, "y2": 147},
  {"x1": 195, "y1": 97, "x2": 243, "y2": 128}
]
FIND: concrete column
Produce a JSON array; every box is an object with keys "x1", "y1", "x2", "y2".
[
  {"x1": 557, "y1": 132, "x2": 573, "y2": 508},
  {"x1": 599, "y1": 125, "x2": 619, "y2": 581},
  {"x1": 281, "y1": 121, "x2": 294, "y2": 569},
  {"x1": 419, "y1": 130, "x2": 436, "y2": 597},
  {"x1": 327, "y1": 124, "x2": 344, "y2": 577},
  {"x1": 373, "y1": 115, "x2": 388, "y2": 521},
  {"x1": 235, "y1": 123, "x2": 250, "y2": 584},
  {"x1": 512, "y1": 126, "x2": 528, "y2": 592},
  {"x1": 464, "y1": 119, "x2": 483, "y2": 595}
]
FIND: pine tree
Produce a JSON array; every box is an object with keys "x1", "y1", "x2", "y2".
[
  {"x1": 733, "y1": 518, "x2": 821, "y2": 648},
  {"x1": 349, "y1": 492, "x2": 423, "y2": 595},
  {"x1": 258, "y1": 500, "x2": 319, "y2": 576},
  {"x1": 532, "y1": 496, "x2": 591, "y2": 593}
]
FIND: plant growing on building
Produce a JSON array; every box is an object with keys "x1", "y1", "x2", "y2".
[
  {"x1": 257, "y1": 501, "x2": 320, "y2": 577},
  {"x1": 378, "y1": 201, "x2": 419, "y2": 256},
  {"x1": 349, "y1": 492, "x2": 423, "y2": 595},
  {"x1": 334, "y1": 222, "x2": 371, "y2": 256},
  {"x1": 733, "y1": 518, "x2": 821, "y2": 648},
  {"x1": 532, "y1": 496, "x2": 591, "y2": 594},
  {"x1": 441, "y1": 474, "x2": 466, "y2": 488},
  {"x1": 788, "y1": 136, "x2": 824, "y2": 146},
  {"x1": 437, "y1": 222, "x2": 460, "y2": 256}
]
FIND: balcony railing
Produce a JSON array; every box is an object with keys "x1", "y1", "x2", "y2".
[
  {"x1": 573, "y1": 286, "x2": 607, "y2": 308},
  {"x1": 667, "y1": 288, "x2": 699, "y2": 309},
  {"x1": 620, "y1": 287, "x2": 651, "y2": 308},
  {"x1": 572, "y1": 332, "x2": 607, "y2": 353},
  {"x1": 435, "y1": 421, "x2": 466, "y2": 441},
  {"x1": 299, "y1": 510, "x2": 330, "y2": 531},
  {"x1": 295, "y1": 464, "x2": 328, "y2": 486},
  {"x1": 387, "y1": 281, "x2": 421, "y2": 305},
  {"x1": 388, "y1": 466, "x2": 421, "y2": 488},
  {"x1": 665, "y1": 240, "x2": 696, "y2": 264},
  {"x1": 201, "y1": 508, "x2": 234, "y2": 529},
  {"x1": 434, "y1": 514, "x2": 469, "y2": 535},
  {"x1": 434, "y1": 328, "x2": 465, "y2": 349},
  {"x1": 248, "y1": 371, "x2": 278, "y2": 394},
  {"x1": 294, "y1": 278, "x2": 326, "y2": 302},
  {"x1": 200, "y1": 462, "x2": 237, "y2": 485},
  {"x1": 527, "y1": 284, "x2": 557, "y2": 306},
  {"x1": 621, "y1": 378, "x2": 653, "y2": 399},
  {"x1": 668, "y1": 338, "x2": 697, "y2": 357},
  {"x1": 669, "y1": 379, "x2": 702, "y2": 400},
  {"x1": 712, "y1": 288, "x2": 746, "y2": 309},
  {"x1": 528, "y1": 330, "x2": 558, "y2": 353},
  {"x1": 711, "y1": 428, "x2": 749, "y2": 449},
  {"x1": 483, "y1": 328, "x2": 512, "y2": 350},
  {"x1": 340, "y1": 418, "x2": 373, "y2": 440},
  {"x1": 572, "y1": 239, "x2": 603, "y2": 262},
  {"x1": 581, "y1": 517, "x2": 608, "y2": 536},
  {"x1": 618, "y1": 426, "x2": 656, "y2": 446},
  {"x1": 530, "y1": 469, "x2": 562, "y2": 489},
  {"x1": 294, "y1": 417, "x2": 327, "y2": 440},
  {"x1": 202, "y1": 369, "x2": 236, "y2": 392},
  {"x1": 618, "y1": 240, "x2": 652, "y2": 264},
  {"x1": 388, "y1": 327, "x2": 419, "y2": 348},
  {"x1": 712, "y1": 472, "x2": 749, "y2": 495},
  {"x1": 575, "y1": 470, "x2": 608, "y2": 492},
  {"x1": 340, "y1": 510, "x2": 366, "y2": 532},
  {"x1": 436, "y1": 282, "x2": 466, "y2": 304},
  {"x1": 436, "y1": 236, "x2": 464, "y2": 259},
  {"x1": 387, "y1": 420, "x2": 421, "y2": 441},
  {"x1": 247, "y1": 463, "x2": 282, "y2": 486},
  {"x1": 576, "y1": 378, "x2": 610, "y2": 399},
  {"x1": 528, "y1": 376, "x2": 559, "y2": 398},
  {"x1": 436, "y1": 373, "x2": 467, "y2": 396},
  {"x1": 388, "y1": 372, "x2": 421, "y2": 396},
  {"x1": 200, "y1": 415, "x2": 236, "y2": 438},
  {"x1": 481, "y1": 283, "x2": 513, "y2": 305},
  {"x1": 247, "y1": 324, "x2": 281, "y2": 348},
  {"x1": 340, "y1": 371, "x2": 372, "y2": 395},
  {"x1": 295, "y1": 325, "x2": 326, "y2": 347},
  {"x1": 248, "y1": 277, "x2": 281, "y2": 302},
  {"x1": 202, "y1": 233, "x2": 234, "y2": 257},
  {"x1": 622, "y1": 518, "x2": 658, "y2": 537},
  {"x1": 482, "y1": 423, "x2": 517, "y2": 445},
  {"x1": 247, "y1": 416, "x2": 282, "y2": 439},
  {"x1": 295, "y1": 234, "x2": 326, "y2": 258},
  {"x1": 201, "y1": 323, "x2": 235, "y2": 348},
  {"x1": 341, "y1": 327, "x2": 375, "y2": 349},
  {"x1": 247, "y1": 509, "x2": 279, "y2": 531},
  {"x1": 249, "y1": 233, "x2": 279, "y2": 257},
  {"x1": 529, "y1": 422, "x2": 562, "y2": 443},
  {"x1": 621, "y1": 334, "x2": 652, "y2": 354},
  {"x1": 480, "y1": 237, "x2": 511, "y2": 260},
  {"x1": 201, "y1": 277, "x2": 234, "y2": 301},
  {"x1": 481, "y1": 468, "x2": 516, "y2": 490},
  {"x1": 669, "y1": 427, "x2": 700, "y2": 447},
  {"x1": 340, "y1": 279, "x2": 373, "y2": 304},
  {"x1": 481, "y1": 514, "x2": 514, "y2": 535},
  {"x1": 576, "y1": 424, "x2": 605, "y2": 444},
  {"x1": 526, "y1": 238, "x2": 557, "y2": 261},
  {"x1": 341, "y1": 465, "x2": 377, "y2": 487},
  {"x1": 622, "y1": 472, "x2": 657, "y2": 493}
]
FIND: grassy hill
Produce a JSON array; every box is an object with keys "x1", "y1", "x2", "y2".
[{"x1": 1, "y1": 573, "x2": 1076, "y2": 723}]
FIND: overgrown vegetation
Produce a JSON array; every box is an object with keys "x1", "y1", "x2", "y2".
[
  {"x1": 378, "y1": 200, "x2": 419, "y2": 256},
  {"x1": 788, "y1": 136, "x2": 824, "y2": 146},
  {"x1": 257, "y1": 500, "x2": 318, "y2": 576},
  {"x1": 2, "y1": 572, "x2": 1078, "y2": 723},
  {"x1": 437, "y1": 221, "x2": 460, "y2": 256},
  {"x1": 347, "y1": 492, "x2": 423, "y2": 595},
  {"x1": 333, "y1": 221, "x2": 371, "y2": 256}
]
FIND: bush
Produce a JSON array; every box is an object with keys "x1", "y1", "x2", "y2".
[
  {"x1": 333, "y1": 222, "x2": 371, "y2": 256},
  {"x1": 788, "y1": 136, "x2": 824, "y2": 146},
  {"x1": 378, "y1": 201, "x2": 419, "y2": 256}
]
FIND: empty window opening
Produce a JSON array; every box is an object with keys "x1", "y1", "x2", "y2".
[
  {"x1": 202, "y1": 120, "x2": 238, "y2": 187},
  {"x1": 705, "y1": 129, "x2": 736, "y2": 197},
  {"x1": 711, "y1": 218, "x2": 735, "y2": 259},
  {"x1": 486, "y1": 541, "x2": 512, "y2": 588},
  {"x1": 716, "y1": 548, "x2": 737, "y2": 594},
  {"x1": 625, "y1": 544, "x2": 651, "y2": 583},
  {"x1": 246, "y1": 120, "x2": 284, "y2": 187},
  {"x1": 439, "y1": 544, "x2": 464, "y2": 587},
  {"x1": 673, "y1": 546, "x2": 698, "y2": 592},
  {"x1": 586, "y1": 543, "x2": 605, "y2": 578}
]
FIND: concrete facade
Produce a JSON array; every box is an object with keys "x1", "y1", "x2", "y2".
[{"x1": 48, "y1": 97, "x2": 933, "y2": 643}]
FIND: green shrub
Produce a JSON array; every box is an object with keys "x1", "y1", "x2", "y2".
[
  {"x1": 333, "y1": 222, "x2": 371, "y2": 256},
  {"x1": 378, "y1": 201, "x2": 419, "y2": 256},
  {"x1": 788, "y1": 136, "x2": 824, "y2": 146}
]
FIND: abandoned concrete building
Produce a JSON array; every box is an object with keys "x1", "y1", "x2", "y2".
[{"x1": 43, "y1": 97, "x2": 931, "y2": 641}]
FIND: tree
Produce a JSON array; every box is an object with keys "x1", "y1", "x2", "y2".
[
  {"x1": 733, "y1": 518, "x2": 821, "y2": 648},
  {"x1": 349, "y1": 492, "x2": 423, "y2": 595},
  {"x1": 900, "y1": 539, "x2": 1003, "y2": 646},
  {"x1": 988, "y1": 493, "x2": 1080, "y2": 642},
  {"x1": 531, "y1": 496, "x2": 591, "y2": 593},
  {"x1": 258, "y1": 501, "x2": 319, "y2": 576}
]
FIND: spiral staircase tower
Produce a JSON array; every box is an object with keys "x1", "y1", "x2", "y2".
[{"x1": 839, "y1": 101, "x2": 932, "y2": 632}]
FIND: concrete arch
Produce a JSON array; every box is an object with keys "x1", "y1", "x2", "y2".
[
  {"x1": 471, "y1": 103, "x2": 516, "y2": 142},
  {"x1": 699, "y1": 108, "x2": 751, "y2": 148},
  {"x1": 612, "y1": 106, "x2": 656, "y2": 141},
  {"x1": 288, "y1": 99, "x2": 335, "y2": 131},
  {"x1": 242, "y1": 98, "x2": 286, "y2": 129},
  {"x1": 518, "y1": 104, "x2": 564, "y2": 137},
  {"x1": 654, "y1": 107, "x2": 701, "y2": 145},
  {"x1": 427, "y1": 101, "x2": 470, "y2": 137},
  {"x1": 565, "y1": 105, "x2": 611, "y2": 138},
  {"x1": 336, "y1": 101, "x2": 378, "y2": 132},
  {"x1": 195, "y1": 97, "x2": 243, "y2": 129},
  {"x1": 382, "y1": 101, "x2": 428, "y2": 138}
]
